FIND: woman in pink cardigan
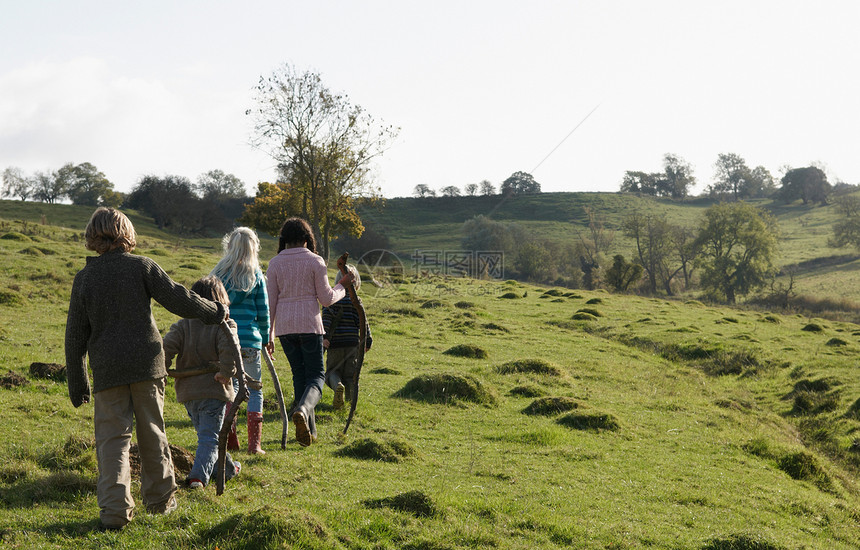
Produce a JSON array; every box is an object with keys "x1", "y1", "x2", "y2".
[{"x1": 266, "y1": 218, "x2": 354, "y2": 446}]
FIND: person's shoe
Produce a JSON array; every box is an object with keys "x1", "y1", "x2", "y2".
[
  {"x1": 247, "y1": 412, "x2": 266, "y2": 455},
  {"x1": 147, "y1": 495, "x2": 178, "y2": 515},
  {"x1": 98, "y1": 521, "x2": 127, "y2": 531},
  {"x1": 188, "y1": 479, "x2": 204, "y2": 489},
  {"x1": 292, "y1": 410, "x2": 312, "y2": 446},
  {"x1": 233, "y1": 461, "x2": 242, "y2": 477},
  {"x1": 333, "y1": 382, "x2": 345, "y2": 410}
]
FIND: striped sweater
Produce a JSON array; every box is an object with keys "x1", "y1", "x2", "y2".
[
  {"x1": 220, "y1": 270, "x2": 270, "y2": 350},
  {"x1": 321, "y1": 295, "x2": 373, "y2": 350}
]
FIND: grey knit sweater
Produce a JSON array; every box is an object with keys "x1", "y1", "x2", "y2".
[{"x1": 65, "y1": 250, "x2": 227, "y2": 406}]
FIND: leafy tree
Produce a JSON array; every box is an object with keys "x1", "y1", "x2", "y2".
[
  {"x1": 461, "y1": 215, "x2": 524, "y2": 256},
  {"x1": 413, "y1": 184, "x2": 435, "y2": 198},
  {"x1": 605, "y1": 255, "x2": 643, "y2": 292},
  {"x1": 2, "y1": 166, "x2": 33, "y2": 201},
  {"x1": 246, "y1": 63, "x2": 398, "y2": 259},
  {"x1": 620, "y1": 171, "x2": 658, "y2": 195},
  {"x1": 440, "y1": 185, "x2": 461, "y2": 197},
  {"x1": 126, "y1": 175, "x2": 197, "y2": 230},
  {"x1": 709, "y1": 153, "x2": 749, "y2": 201},
  {"x1": 671, "y1": 224, "x2": 699, "y2": 290},
  {"x1": 660, "y1": 153, "x2": 696, "y2": 198},
  {"x1": 60, "y1": 162, "x2": 116, "y2": 206},
  {"x1": 464, "y1": 183, "x2": 478, "y2": 196},
  {"x1": 515, "y1": 242, "x2": 554, "y2": 282},
  {"x1": 240, "y1": 182, "x2": 302, "y2": 236},
  {"x1": 693, "y1": 202, "x2": 778, "y2": 303},
  {"x1": 828, "y1": 194, "x2": 860, "y2": 249},
  {"x1": 479, "y1": 180, "x2": 495, "y2": 196},
  {"x1": 500, "y1": 171, "x2": 540, "y2": 195},
  {"x1": 32, "y1": 170, "x2": 67, "y2": 204},
  {"x1": 623, "y1": 213, "x2": 672, "y2": 294},
  {"x1": 778, "y1": 166, "x2": 830, "y2": 205},
  {"x1": 195, "y1": 169, "x2": 246, "y2": 201}
]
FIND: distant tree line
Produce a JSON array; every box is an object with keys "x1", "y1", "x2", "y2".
[
  {"x1": 620, "y1": 152, "x2": 838, "y2": 206},
  {"x1": 413, "y1": 171, "x2": 541, "y2": 199}
]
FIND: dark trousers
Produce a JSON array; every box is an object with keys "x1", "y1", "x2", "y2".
[{"x1": 278, "y1": 333, "x2": 324, "y2": 407}]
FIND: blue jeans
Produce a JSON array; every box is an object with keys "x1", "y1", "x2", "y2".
[
  {"x1": 233, "y1": 348, "x2": 263, "y2": 414},
  {"x1": 278, "y1": 334, "x2": 324, "y2": 405},
  {"x1": 184, "y1": 398, "x2": 238, "y2": 485}
]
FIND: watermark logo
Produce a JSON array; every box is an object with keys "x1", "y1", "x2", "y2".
[{"x1": 411, "y1": 250, "x2": 504, "y2": 279}]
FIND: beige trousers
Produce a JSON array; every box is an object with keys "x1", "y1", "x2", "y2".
[{"x1": 93, "y1": 378, "x2": 177, "y2": 526}]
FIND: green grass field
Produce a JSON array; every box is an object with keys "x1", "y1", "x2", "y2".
[{"x1": 3, "y1": 198, "x2": 860, "y2": 549}]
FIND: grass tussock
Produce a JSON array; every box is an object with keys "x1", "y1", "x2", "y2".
[
  {"x1": 481, "y1": 322, "x2": 510, "y2": 332},
  {"x1": 202, "y1": 507, "x2": 332, "y2": 550},
  {"x1": 496, "y1": 359, "x2": 562, "y2": 376},
  {"x1": 370, "y1": 366, "x2": 402, "y2": 375},
  {"x1": 742, "y1": 438, "x2": 834, "y2": 492},
  {"x1": 499, "y1": 292, "x2": 520, "y2": 299},
  {"x1": 825, "y1": 337, "x2": 849, "y2": 347},
  {"x1": 1, "y1": 232, "x2": 30, "y2": 241},
  {"x1": 702, "y1": 532, "x2": 787, "y2": 550},
  {"x1": 336, "y1": 437, "x2": 416, "y2": 463},
  {"x1": 420, "y1": 299, "x2": 445, "y2": 309},
  {"x1": 394, "y1": 374, "x2": 498, "y2": 406},
  {"x1": 383, "y1": 306, "x2": 425, "y2": 318},
  {"x1": 0, "y1": 289, "x2": 23, "y2": 306},
  {"x1": 542, "y1": 289, "x2": 564, "y2": 297},
  {"x1": 571, "y1": 312, "x2": 598, "y2": 321},
  {"x1": 585, "y1": 297, "x2": 603, "y2": 305},
  {"x1": 454, "y1": 301, "x2": 476, "y2": 309},
  {"x1": 522, "y1": 396, "x2": 582, "y2": 416},
  {"x1": 442, "y1": 344, "x2": 488, "y2": 359},
  {"x1": 509, "y1": 385, "x2": 546, "y2": 398},
  {"x1": 0, "y1": 471, "x2": 96, "y2": 507},
  {"x1": 801, "y1": 323, "x2": 824, "y2": 333},
  {"x1": 557, "y1": 412, "x2": 620, "y2": 432},
  {"x1": 576, "y1": 307, "x2": 603, "y2": 317},
  {"x1": 363, "y1": 490, "x2": 440, "y2": 518},
  {"x1": 786, "y1": 378, "x2": 841, "y2": 415}
]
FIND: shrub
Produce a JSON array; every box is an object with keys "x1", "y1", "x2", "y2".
[
  {"x1": 394, "y1": 374, "x2": 497, "y2": 406},
  {"x1": 443, "y1": 344, "x2": 488, "y2": 359},
  {"x1": 777, "y1": 451, "x2": 833, "y2": 491},
  {"x1": 496, "y1": 359, "x2": 561, "y2": 376}
]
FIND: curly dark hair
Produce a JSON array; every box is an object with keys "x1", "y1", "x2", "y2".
[{"x1": 278, "y1": 217, "x2": 317, "y2": 254}]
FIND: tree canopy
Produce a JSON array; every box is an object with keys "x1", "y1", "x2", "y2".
[
  {"x1": 500, "y1": 171, "x2": 540, "y2": 195},
  {"x1": 246, "y1": 63, "x2": 398, "y2": 258},
  {"x1": 619, "y1": 153, "x2": 695, "y2": 198},
  {"x1": 693, "y1": 202, "x2": 778, "y2": 303},
  {"x1": 777, "y1": 166, "x2": 830, "y2": 205}
]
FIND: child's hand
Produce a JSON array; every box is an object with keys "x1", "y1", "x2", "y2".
[
  {"x1": 265, "y1": 341, "x2": 275, "y2": 356},
  {"x1": 214, "y1": 373, "x2": 231, "y2": 386},
  {"x1": 340, "y1": 271, "x2": 355, "y2": 286},
  {"x1": 323, "y1": 339, "x2": 330, "y2": 349}
]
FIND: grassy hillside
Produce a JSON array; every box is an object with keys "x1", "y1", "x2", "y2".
[
  {"x1": 3, "y1": 202, "x2": 860, "y2": 548},
  {"x1": 361, "y1": 192, "x2": 860, "y2": 301}
]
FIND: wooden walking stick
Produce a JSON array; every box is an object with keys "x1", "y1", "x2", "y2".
[
  {"x1": 262, "y1": 347, "x2": 289, "y2": 449},
  {"x1": 215, "y1": 319, "x2": 248, "y2": 496},
  {"x1": 336, "y1": 253, "x2": 367, "y2": 435}
]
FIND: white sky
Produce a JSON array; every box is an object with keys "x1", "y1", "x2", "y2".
[{"x1": 1, "y1": 1, "x2": 859, "y2": 198}]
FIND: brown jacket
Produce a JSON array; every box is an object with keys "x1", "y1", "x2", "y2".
[
  {"x1": 163, "y1": 318, "x2": 239, "y2": 403},
  {"x1": 65, "y1": 250, "x2": 227, "y2": 406}
]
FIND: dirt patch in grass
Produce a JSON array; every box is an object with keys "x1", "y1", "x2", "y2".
[
  {"x1": 509, "y1": 385, "x2": 546, "y2": 398},
  {"x1": 370, "y1": 366, "x2": 402, "y2": 375},
  {"x1": 496, "y1": 359, "x2": 562, "y2": 376},
  {"x1": 335, "y1": 437, "x2": 415, "y2": 462},
  {"x1": 443, "y1": 344, "x2": 488, "y2": 359},
  {"x1": 363, "y1": 490, "x2": 440, "y2": 518},
  {"x1": 0, "y1": 370, "x2": 29, "y2": 389},
  {"x1": 523, "y1": 397, "x2": 582, "y2": 416},
  {"x1": 702, "y1": 533, "x2": 787, "y2": 550},
  {"x1": 202, "y1": 507, "x2": 332, "y2": 549},
  {"x1": 557, "y1": 412, "x2": 620, "y2": 432},
  {"x1": 129, "y1": 443, "x2": 194, "y2": 479},
  {"x1": 394, "y1": 373, "x2": 497, "y2": 406},
  {"x1": 29, "y1": 362, "x2": 66, "y2": 381}
]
